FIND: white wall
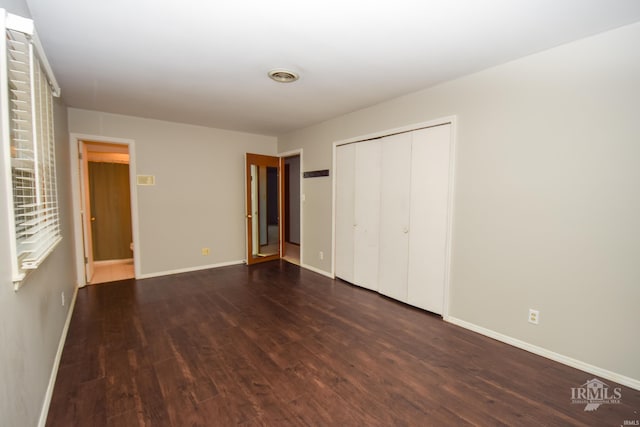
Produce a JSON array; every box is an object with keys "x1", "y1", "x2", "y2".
[
  {"x1": 278, "y1": 23, "x2": 640, "y2": 383},
  {"x1": 68, "y1": 109, "x2": 277, "y2": 276},
  {"x1": 0, "y1": 94, "x2": 77, "y2": 425}
]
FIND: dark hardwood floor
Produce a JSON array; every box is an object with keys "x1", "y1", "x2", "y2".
[{"x1": 47, "y1": 261, "x2": 639, "y2": 426}]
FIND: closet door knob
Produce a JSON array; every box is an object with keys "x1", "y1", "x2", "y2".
[{"x1": 403, "y1": 227, "x2": 409, "y2": 234}]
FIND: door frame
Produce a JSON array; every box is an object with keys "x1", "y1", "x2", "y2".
[
  {"x1": 278, "y1": 149, "x2": 303, "y2": 265},
  {"x1": 70, "y1": 133, "x2": 140, "y2": 287},
  {"x1": 79, "y1": 142, "x2": 94, "y2": 282},
  {"x1": 331, "y1": 116, "x2": 457, "y2": 317}
]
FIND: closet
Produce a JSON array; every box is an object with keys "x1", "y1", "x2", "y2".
[{"x1": 335, "y1": 123, "x2": 452, "y2": 315}]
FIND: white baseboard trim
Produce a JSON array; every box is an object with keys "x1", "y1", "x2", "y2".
[
  {"x1": 445, "y1": 316, "x2": 640, "y2": 391},
  {"x1": 300, "y1": 263, "x2": 334, "y2": 279},
  {"x1": 136, "y1": 260, "x2": 245, "y2": 280},
  {"x1": 138, "y1": 260, "x2": 334, "y2": 281},
  {"x1": 38, "y1": 285, "x2": 79, "y2": 427}
]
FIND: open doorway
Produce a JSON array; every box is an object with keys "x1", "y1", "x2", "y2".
[
  {"x1": 245, "y1": 153, "x2": 281, "y2": 264},
  {"x1": 80, "y1": 141, "x2": 135, "y2": 284},
  {"x1": 244, "y1": 151, "x2": 302, "y2": 266},
  {"x1": 282, "y1": 154, "x2": 301, "y2": 265}
]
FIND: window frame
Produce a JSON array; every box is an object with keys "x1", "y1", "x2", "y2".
[{"x1": 1, "y1": 9, "x2": 62, "y2": 290}]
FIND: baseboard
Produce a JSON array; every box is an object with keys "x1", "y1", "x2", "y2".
[
  {"x1": 136, "y1": 260, "x2": 245, "y2": 280},
  {"x1": 300, "y1": 262, "x2": 334, "y2": 279},
  {"x1": 38, "y1": 285, "x2": 79, "y2": 427},
  {"x1": 93, "y1": 258, "x2": 133, "y2": 266},
  {"x1": 445, "y1": 316, "x2": 640, "y2": 391}
]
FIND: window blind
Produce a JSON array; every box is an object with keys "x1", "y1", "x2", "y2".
[{"x1": 2, "y1": 11, "x2": 61, "y2": 288}]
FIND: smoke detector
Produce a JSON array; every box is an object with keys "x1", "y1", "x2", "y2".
[{"x1": 268, "y1": 69, "x2": 299, "y2": 83}]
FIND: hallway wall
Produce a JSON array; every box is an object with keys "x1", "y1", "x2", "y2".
[{"x1": 68, "y1": 109, "x2": 277, "y2": 276}]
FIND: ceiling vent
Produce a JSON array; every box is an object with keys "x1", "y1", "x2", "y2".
[{"x1": 268, "y1": 69, "x2": 299, "y2": 83}]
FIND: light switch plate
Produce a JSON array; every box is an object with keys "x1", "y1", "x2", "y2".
[{"x1": 137, "y1": 175, "x2": 155, "y2": 186}]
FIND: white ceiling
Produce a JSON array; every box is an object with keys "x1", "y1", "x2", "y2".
[{"x1": 25, "y1": 0, "x2": 640, "y2": 136}]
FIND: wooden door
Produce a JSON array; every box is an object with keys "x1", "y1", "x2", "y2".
[
  {"x1": 88, "y1": 162, "x2": 133, "y2": 261},
  {"x1": 245, "y1": 153, "x2": 281, "y2": 265},
  {"x1": 377, "y1": 133, "x2": 412, "y2": 302},
  {"x1": 407, "y1": 124, "x2": 452, "y2": 314}
]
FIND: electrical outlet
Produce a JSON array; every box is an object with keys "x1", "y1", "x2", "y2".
[
  {"x1": 61, "y1": 292, "x2": 65, "y2": 307},
  {"x1": 528, "y1": 309, "x2": 539, "y2": 324},
  {"x1": 201, "y1": 247, "x2": 210, "y2": 256},
  {"x1": 319, "y1": 251, "x2": 324, "y2": 260}
]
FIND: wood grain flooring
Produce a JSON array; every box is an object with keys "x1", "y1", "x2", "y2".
[{"x1": 46, "y1": 261, "x2": 639, "y2": 426}]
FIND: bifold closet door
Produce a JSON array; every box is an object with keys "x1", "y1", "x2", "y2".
[
  {"x1": 407, "y1": 124, "x2": 451, "y2": 314},
  {"x1": 335, "y1": 144, "x2": 356, "y2": 283},
  {"x1": 336, "y1": 124, "x2": 452, "y2": 314},
  {"x1": 377, "y1": 133, "x2": 412, "y2": 302},
  {"x1": 335, "y1": 140, "x2": 381, "y2": 291},
  {"x1": 352, "y1": 140, "x2": 381, "y2": 291}
]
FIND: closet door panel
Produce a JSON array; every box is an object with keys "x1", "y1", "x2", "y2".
[
  {"x1": 407, "y1": 125, "x2": 451, "y2": 314},
  {"x1": 335, "y1": 144, "x2": 356, "y2": 283},
  {"x1": 378, "y1": 133, "x2": 412, "y2": 302},
  {"x1": 353, "y1": 140, "x2": 382, "y2": 291}
]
